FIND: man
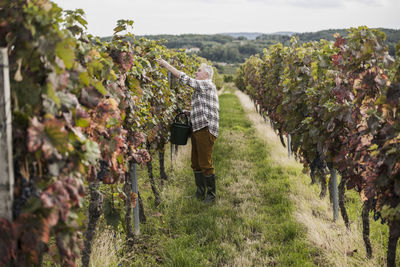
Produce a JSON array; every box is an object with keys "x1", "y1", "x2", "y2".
[{"x1": 157, "y1": 59, "x2": 219, "y2": 203}]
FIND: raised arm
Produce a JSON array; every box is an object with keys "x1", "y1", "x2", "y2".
[
  {"x1": 156, "y1": 59, "x2": 181, "y2": 78},
  {"x1": 178, "y1": 72, "x2": 211, "y2": 92},
  {"x1": 157, "y1": 59, "x2": 213, "y2": 92}
]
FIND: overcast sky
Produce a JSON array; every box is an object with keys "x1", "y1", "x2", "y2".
[{"x1": 52, "y1": 0, "x2": 399, "y2": 37}]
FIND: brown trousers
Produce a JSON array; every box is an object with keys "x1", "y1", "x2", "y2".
[{"x1": 191, "y1": 127, "x2": 216, "y2": 176}]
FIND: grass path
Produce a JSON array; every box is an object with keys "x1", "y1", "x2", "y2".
[{"x1": 124, "y1": 86, "x2": 322, "y2": 266}]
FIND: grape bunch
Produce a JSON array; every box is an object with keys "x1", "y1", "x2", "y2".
[
  {"x1": 97, "y1": 160, "x2": 109, "y2": 181},
  {"x1": 109, "y1": 50, "x2": 134, "y2": 72},
  {"x1": 372, "y1": 198, "x2": 387, "y2": 225},
  {"x1": 12, "y1": 176, "x2": 39, "y2": 218},
  {"x1": 132, "y1": 131, "x2": 146, "y2": 148},
  {"x1": 118, "y1": 52, "x2": 134, "y2": 71},
  {"x1": 132, "y1": 149, "x2": 151, "y2": 165},
  {"x1": 310, "y1": 154, "x2": 327, "y2": 173}
]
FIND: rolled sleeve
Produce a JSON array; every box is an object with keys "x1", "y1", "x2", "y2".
[
  {"x1": 178, "y1": 71, "x2": 186, "y2": 82},
  {"x1": 179, "y1": 72, "x2": 211, "y2": 93}
]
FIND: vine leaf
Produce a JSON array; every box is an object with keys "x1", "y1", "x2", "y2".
[
  {"x1": 27, "y1": 117, "x2": 70, "y2": 160},
  {"x1": 56, "y1": 39, "x2": 76, "y2": 69}
]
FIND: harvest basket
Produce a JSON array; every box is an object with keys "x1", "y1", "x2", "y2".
[{"x1": 170, "y1": 112, "x2": 191, "y2": 145}]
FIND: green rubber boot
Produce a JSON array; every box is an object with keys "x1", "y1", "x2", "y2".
[
  {"x1": 194, "y1": 171, "x2": 206, "y2": 200},
  {"x1": 204, "y1": 174, "x2": 216, "y2": 203}
]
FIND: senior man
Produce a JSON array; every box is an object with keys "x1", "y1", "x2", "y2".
[{"x1": 157, "y1": 59, "x2": 219, "y2": 203}]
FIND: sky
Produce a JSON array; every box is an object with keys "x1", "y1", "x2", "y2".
[{"x1": 52, "y1": 0, "x2": 400, "y2": 37}]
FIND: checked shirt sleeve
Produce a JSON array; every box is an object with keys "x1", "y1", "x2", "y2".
[{"x1": 178, "y1": 72, "x2": 212, "y2": 93}]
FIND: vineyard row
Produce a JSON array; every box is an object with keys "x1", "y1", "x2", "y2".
[
  {"x1": 235, "y1": 26, "x2": 400, "y2": 266},
  {"x1": 0, "y1": 0, "x2": 224, "y2": 266}
]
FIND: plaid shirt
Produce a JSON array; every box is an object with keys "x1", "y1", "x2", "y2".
[{"x1": 179, "y1": 72, "x2": 219, "y2": 138}]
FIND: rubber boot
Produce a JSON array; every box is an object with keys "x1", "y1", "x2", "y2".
[
  {"x1": 194, "y1": 171, "x2": 206, "y2": 200},
  {"x1": 204, "y1": 174, "x2": 216, "y2": 203}
]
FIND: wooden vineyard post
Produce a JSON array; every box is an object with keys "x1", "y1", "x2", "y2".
[
  {"x1": 131, "y1": 162, "x2": 140, "y2": 235},
  {"x1": 329, "y1": 168, "x2": 339, "y2": 221},
  {"x1": 170, "y1": 144, "x2": 174, "y2": 168},
  {"x1": 287, "y1": 134, "x2": 291, "y2": 159},
  {"x1": 0, "y1": 48, "x2": 14, "y2": 220},
  {"x1": 168, "y1": 71, "x2": 174, "y2": 167}
]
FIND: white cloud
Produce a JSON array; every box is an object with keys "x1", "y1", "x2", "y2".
[
  {"x1": 246, "y1": 0, "x2": 341, "y2": 8},
  {"x1": 51, "y1": 0, "x2": 399, "y2": 36},
  {"x1": 245, "y1": 0, "x2": 385, "y2": 8}
]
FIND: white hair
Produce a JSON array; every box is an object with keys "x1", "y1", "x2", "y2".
[{"x1": 201, "y1": 63, "x2": 213, "y2": 79}]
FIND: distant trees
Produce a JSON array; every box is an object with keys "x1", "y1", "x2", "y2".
[
  {"x1": 237, "y1": 43, "x2": 257, "y2": 55},
  {"x1": 141, "y1": 34, "x2": 234, "y2": 49},
  {"x1": 199, "y1": 44, "x2": 242, "y2": 63},
  {"x1": 256, "y1": 34, "x2": 291, "y2": 45},
  {"x1": 132, "y1": 29, "x2": 400, "y2": 63}
]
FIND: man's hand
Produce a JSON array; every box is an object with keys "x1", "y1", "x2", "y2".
[
  {"x1": 156, "y1": 58, "x2": 181, "y2": 78},
  {"x1": 156, "y1": 59, "x2": 167, "y2": 68}
]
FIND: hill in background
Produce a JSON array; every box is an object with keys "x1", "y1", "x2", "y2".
[
  {"x1": 114, "y1": 28, "x2": 400, "y2": 65},
  {"x1": 220, "y1": 31, "x2": 296, "y2": 40}
]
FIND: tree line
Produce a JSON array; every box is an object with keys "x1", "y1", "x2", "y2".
[{"x1": 109, "y1": 28, "x2": 400, "y2": 64}]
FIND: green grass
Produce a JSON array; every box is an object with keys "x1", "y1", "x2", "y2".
[
  {"x1": 125, "y1": 89, "x2": 323, "y2": 266},
  {"x1": 215, "y1": 63, "x2": 240, "y2": 76}
]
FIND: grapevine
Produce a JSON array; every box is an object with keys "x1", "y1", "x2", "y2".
[
  {"x1": 0, "y1": 0, "x2": 205, "y2": 266},
  {"x1": 236, "y1": 26, "x2": 400, "y2": 266}
]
